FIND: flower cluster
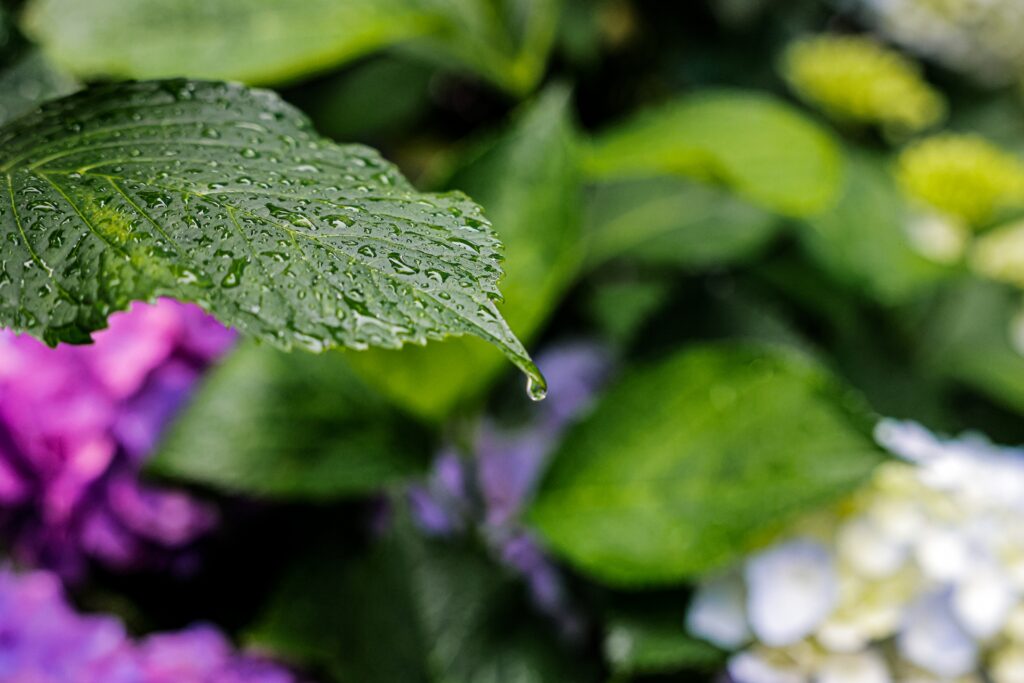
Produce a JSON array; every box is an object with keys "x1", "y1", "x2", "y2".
[
  {"x1": 409, "y1": 341, "x2": 612, "y2": 638},
  {"x1": 780, "y1": 34, "x2": 944, "y2": 136},
  {"x1": 0, "y1": 565, "x2": 296, "y2": 682},
  {"x1": 0, "y1": 299, "x2": 235, "y2": 580},
  {"x1": 688, "y1": 419, "x2": 1024, "y2": 683},
  {"x1": 859, "y1": 0, "x2": 1024, "y2": 86},
  {"x1": 896, "y1": 134, "x2": 1024, "y2": 227},
  {"x1": 969, "y1": 220, "x2": 1024, "y2": 289}
]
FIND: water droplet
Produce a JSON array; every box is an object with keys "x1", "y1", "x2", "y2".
[{"x1": 527, "y1": 376, "x2": 547, "y2": 402}]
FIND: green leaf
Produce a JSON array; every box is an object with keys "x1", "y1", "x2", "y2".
[
  {"x1": 919, "y1": 278, "x2": 1024, "y2": 416},
  {"x1": 21, "y1": 0, "x2": 440, "y2": 86},
  {"x1": 604, "y1": 602, "x2": 723, "y2": 679},
  {"x1": 583, "y1": 91, "x2": 843, "y2": 217},
  {"x1": 21, "y1": 0, "x2": 560, "y2": 93},
  {"x1": 797, "y1": 149, "x2": 952, "y2": 304},
  {"x1": 250, "y1": 519, "x2": 593, "y2": 683},
  {"x1": 347, "y1": 86, "x2": 581, "y2": 419},
  {"x1": 583, "y1": 177, "x2": 780, "y2": 269},
  {"x1": 149, "y1": 342, "x2": 430, "y2": 499},
  {"x1": 413, "y1": 0, "x2": 562, "y2": 94},
  {"x1": 0, "y1": 80, "x2": 544, "y2": 393},
  {"x1": 0, "y1": 51, "x2": 76, "y2": 125},
  {"x1": 528, "y1": 344, "x2": 885, "y2": 586}
]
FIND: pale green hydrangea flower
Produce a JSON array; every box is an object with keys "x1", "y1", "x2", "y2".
[
  {"x1": 896, "y1": 134, "x2": 1024, "y2": 226},
  {"x1": 970, "y1": 220, "x2": 1024, "y2": 288},
  {"x1": 781, "y1": 34, "x2": 945, "y2": 135},
  {"x1": 688, "y1": 419, "x2": 1024, "y2": 683}
]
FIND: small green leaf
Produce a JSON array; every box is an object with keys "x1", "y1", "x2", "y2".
[
  {"x1": 529, "y1": 344, "x2": 884, "y2": 586},
  {"x1": 584, "y1": 91, "x2": 843, "y2": 217},
  {"x1": 0, "y1": 80, "x2": 543, "y2": 392},
  {"x1": 347, "y1": 85, "x2": 581, "y2": 419},
  {"x1": 798, "y1": 149, "x2": 952, "y2": 304},
  {"x1": 414, "y1": 0, "x2": 562, "y2": 94},
  {"x1": 604, "y1": 602, "x2": 723, "y2": 678},
  {"x1": 21, "y1": 0, "x2": 440, "y2": 86},
  {"x1": 583, "y1": 177, "x2": 780, "y2": 269},
  {"x1": 149, "y1": 342, "x2": 430, "y2": 499},
  {"x1": 0, "y1": 52, "x2": 76, "y2": 125}
]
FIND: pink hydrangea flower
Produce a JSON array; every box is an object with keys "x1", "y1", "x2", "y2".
[
  {"x1": 0, "y1": 566, "x2": 298, "y2": 682},
  {"x1": 0, "y1": 299, "x2": 235, "y2": 580}
]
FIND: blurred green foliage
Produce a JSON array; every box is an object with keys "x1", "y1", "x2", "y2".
[{"x1": 5, "y1": 0, "x2": 1024, "y2": 681}]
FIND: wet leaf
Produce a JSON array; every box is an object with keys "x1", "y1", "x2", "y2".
[
  {"x1": 529, "y1": 344, "x2": 884, "y2": 586},
  {"x1": 347, "y1": 85, "x2": 580, "y2": 418},
  {"x1": 0, "y1": 80, "x2": 543, "y2": 391}
]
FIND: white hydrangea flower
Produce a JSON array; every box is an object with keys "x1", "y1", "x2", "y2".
[
  {"x1": 745, "y1": 540, "x2": 839, "y2": 647},
  {"x1": 686, "y1": 572, "x2": 750, "y2": 648},
  {"x1": 817, "y1": 650, "x2": 891, "y2": 683},
  {"x1": 898, "y1": 591, "x2": 978, "y2": 677},
  {"x1": 688, "y1": 419, "x2": 1024, "y2": 681}
]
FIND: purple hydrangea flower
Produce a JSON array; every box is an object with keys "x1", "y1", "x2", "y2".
[
  {"x1": 408, "y1": 341, "x2": 612, "y2": 639},
  {"x1": 0, "y1": 299, "x2": 236, "y2": 580},
  {"x1": 0, "y1": 565, "x2": 298, "y2": 682}
]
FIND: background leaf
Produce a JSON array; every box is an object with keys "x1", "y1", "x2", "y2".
[
  {"x1": 604, "y1": 599, "x2": 723, "y2": 680},
  {"x1": 0, "y1": 79, "x2": 542, "y2": 389},
  {"x1": 22, "y1": 0, "x2": 439, "y2": 86},
  {"x1": 347, "y1": 85, "x2": 581, "y2": 419},
  {"x1": 412, "y1": 0, "x2": 562, "y2": 94},
  {"x1": 250, "y1": 517, "x2": 593, "y2": 683},
  {"x1": 0, "y1": 50, "x2": 76, "y2": 125},
  {"x1": 797, "y1": 149, "x2": 952, "y2": 304},
  {"x1": 22, "y1": 0, "x2": 561, "y2": 93},
  {"x1": 918, "y1": 278, "x2": 1024, "y2": 415},
  {"x1": 583, "y1": 177, "x2": 781, "y2": 270},
  {"x1": 528, "y1": 344, "x2": 885, "y2": 586},
  {"x1": 149, "y1": 342, "x2": 430, "y2": 499},
  {"x1": 583, "y1": 91, "x2": 843, "y2": 217}
]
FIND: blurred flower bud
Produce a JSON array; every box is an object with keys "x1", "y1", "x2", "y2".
[
  {"x1": 781, "y1": 34, "x2": 944, "y2": 137},
  {"x1": 896, "y1": 134, "x2": 1024, "y2": 226}
]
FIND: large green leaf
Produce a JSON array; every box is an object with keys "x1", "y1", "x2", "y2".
[
  {"x1": 528, "y1": 344, "x2": 885, "y2": 586},
  {"x1": 583, "y1": 177, "x2": 780, "y2": 270},
  {"x1": 21, "y1": 0, "x2": 560, "y2": 93},
  {"x1": 250, "y1": 519, "x2": 593, "y2": 683},
  {"x1": 0, "y1": 80, "x2": 543, "y2": 392},
  {"x1": 149, "y1": 342, "x2": 430, "y2": 499},
  {"x1": 797, "y1": 148, "x2": 952, "y2": 304},
  {"x1": 347, "y1": 86, "x2": 581, "y2": 419},
  {"x1": 583, "y1": 91, "x2": 843, "y2": 217},
  {"x1": 21, "y1": 0, "x2": 439, "y2": 86}
]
